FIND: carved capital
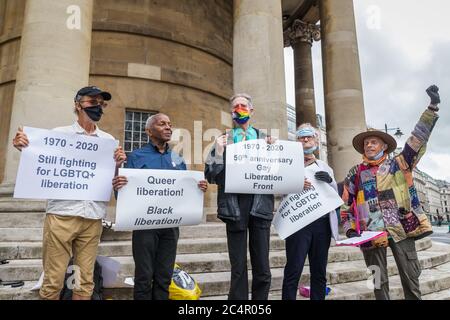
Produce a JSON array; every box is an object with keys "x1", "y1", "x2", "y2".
[{"x1": 284, "y1": 20, "x2": 321, "y2": 47}]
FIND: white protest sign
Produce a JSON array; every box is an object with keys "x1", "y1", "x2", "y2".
[
  {"x1": 273, "y1": 167, "x2": 344, "y2": 240},
  {"x1": 225, "y1": 139, "x2": 304, "y2": 194},
  {"x1": 14, "y1": 127, "x2": 118, "y2": 201},
  {"x1": 114, "y1": 168, "x2": 204, "y2": 231},
  {"x1": 335, "y1": 231, "x2": 387, "y2": 247}
]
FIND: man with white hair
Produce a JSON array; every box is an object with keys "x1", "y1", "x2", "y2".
[
  {"x1": 205, "y1": 93, "x2": 274, "y2": 300},
  {"x1": 113, "y1": 113, "x2": 207, "y2": 300}
]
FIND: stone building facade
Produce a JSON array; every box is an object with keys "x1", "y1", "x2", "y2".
[{"x1": 1, "y1": 0, "x2": 367, "y2": 192}]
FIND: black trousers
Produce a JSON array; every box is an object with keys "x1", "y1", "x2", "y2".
[
  {"x1": 226, "y1": 194, "x2": 272, "y2": 300},
  {"x1": 282, "y1": 217, "x2": 331, "y2": 300},
  {"x1": 132, "y1": 227, "x2": 179, "y2": 300}
]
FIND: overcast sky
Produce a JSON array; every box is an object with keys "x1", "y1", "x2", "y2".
[{"x1": 284, "y1": 0, "x2": 450, "y2": 181}]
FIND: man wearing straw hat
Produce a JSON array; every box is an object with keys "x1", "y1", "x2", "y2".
[{"x1": 340, "y1": 85, "x2": 440, "y2": 300}]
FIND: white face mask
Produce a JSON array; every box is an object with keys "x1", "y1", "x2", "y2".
[{"x1": 303, "y1": 146, "x2": 318, "y2": 155}]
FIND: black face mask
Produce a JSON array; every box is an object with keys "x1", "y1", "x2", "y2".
[{"x1": 83, "y1": 105, "x2": 103, "y2": 122}]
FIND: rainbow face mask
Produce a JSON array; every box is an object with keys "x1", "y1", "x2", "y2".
[{"x1": 232, "y1": 105, "x2": 251, "y2": 124}]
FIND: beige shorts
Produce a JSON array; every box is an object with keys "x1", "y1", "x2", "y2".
[{"x1": 39, "y1": 214, "x2": 102, "y2": 300}]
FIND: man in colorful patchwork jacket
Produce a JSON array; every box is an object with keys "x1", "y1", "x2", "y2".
[{"x1": 340, "y1": 85, "x2": 440, "y2": 300}]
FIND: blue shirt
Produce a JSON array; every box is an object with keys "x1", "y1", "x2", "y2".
[{"x1": 125, "y1": 142, "x2": 186, "y2": 171}]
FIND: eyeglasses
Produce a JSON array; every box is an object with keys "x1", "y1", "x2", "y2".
[
  {"x1": 79, "y1": 99, "x2": 108, "y2": 107},
  {"x1": 297, "y1": 136, "x2": 315, "y2": 141}
]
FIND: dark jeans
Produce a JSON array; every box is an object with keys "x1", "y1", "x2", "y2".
[
  {"x1": 226, "y1": 194, "x2": 272, "y2": 300},
  {"x1": 282, "y1": 217, "x2": 331, "y2": 300},
  {"x1": 132, "y1": 227, "x2": 179, "y2": 300}
]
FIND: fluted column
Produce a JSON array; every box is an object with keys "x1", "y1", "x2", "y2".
[
  {"x1": 284, "y1": 20, "x2": 320, "y2": 127},
  {"x1": 319, "y1": 0, "x2": 367, "y2": 181},
  {"x1": 233, "y1": 0, "x2": 287, "y2": 139},
  {"x1": 3, "y1": 0, "x2": 93, "y2": 185}
]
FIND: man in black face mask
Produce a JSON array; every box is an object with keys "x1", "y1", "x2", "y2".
[
  {"x1": 13, "y1": 86, "x2": 126, "y2": 300},
  {"x1": 74, "y1": 86, "x2": 110, "y2": 124}
]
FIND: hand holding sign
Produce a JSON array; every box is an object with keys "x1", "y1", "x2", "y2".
[
  {"x1": 225, "y1": 139, "x2": 304, "y2": 194},
  {"x1": 304, "y1": 179, "x2": 312, "y2": 190},
  {"x1": 113, "y1": 175, "x2": 128, "y2": 191},
  {"x1": 14, "y1": 127, "x2": 118, "y2": 201},
  {"x1": 113, "y1": 146, "x2": 127, "y2": 168},
  {"x1": 215, "y1": 134, "x2": 228, "y2": 157},
  {"x1": 197, "y1": 180, "x2": 208, "y2": 192},
  {"x1": 115, "y1": 169, "x2": 205, "y2": 231},
  {"x1": 13, "y1": 126, "x2": 29, "y2": 151}
]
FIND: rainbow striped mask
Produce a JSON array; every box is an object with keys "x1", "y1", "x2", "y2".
[{"x1": 232, "y1": 105, "x2": 251, "y2": 124}]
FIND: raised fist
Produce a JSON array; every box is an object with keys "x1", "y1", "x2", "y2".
[{"x1": 426, "y1": 85, "x2": 440, "y2": 105}]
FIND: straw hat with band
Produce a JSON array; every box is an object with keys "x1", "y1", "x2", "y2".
[{"x1": 352, "y1": 129, "x2": 397, "y2": 155}]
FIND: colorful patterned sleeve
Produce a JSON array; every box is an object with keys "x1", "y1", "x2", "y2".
[
  {"x1": 340, "y1": 166, "x2": 358, "y2": 234},
  {"x1": 399, "y1": 109, "x2": 439, "y2": 169}
]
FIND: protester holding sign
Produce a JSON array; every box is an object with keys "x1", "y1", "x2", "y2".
[
  {"x1": 12, "y1": 86, "x2": 126, "y2": 300},
  {"x1": 113, "y1": 113, "x2": 207, "y2": 300},
  {"x1": 224, "y1": 139, "x2": 304, "y2": 194},
  {"x1": 205, "y1": 93, "x2": 275, "y2": 300},
  {"x1": 340, "y1": 85, "x2": 439, "y2": 300},
  {"x1": 281, "y1": 123, "x2": 339, "y2": 300}
]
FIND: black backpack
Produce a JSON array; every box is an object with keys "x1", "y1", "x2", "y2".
[{"x1": 59, "y1": 257, "x2": 104, "y2": 300}]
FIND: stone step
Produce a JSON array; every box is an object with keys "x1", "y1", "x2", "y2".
[
  {"x1": 0, "y1": 232, "x2": 432, "y2": 260},
  {"x1": 0, "y1": 223, "x2": 282, "y2": 242},
  {"x1": 194, "y1": 245, "x2": 450, "y2": 297},
  {"x1": 0, "y1": 239, "x2": 433, "y2": 282},
  {"x1": 0, "y1": 212, "x2": 45, "y2": 228},
  {"x1": 0, "y1": 245, "x2": 359, "y2": 282},
  {"x1": 0, "y1": 237, "x2": 286, "y2": 260},
  {"x1": 3, "y1": 255, "x2": 450, "y2": 300},
  {"x1": 204, "y1": 254, "x2": 450, "y2": 300},
  {"x1": 204, "y1": 284, "x2": 450, "y2": 300},
  {"x1": 0, "y1": 184, "x2": 14, "y2": 197},
  {"x1": 206, "y1": 212, "x2": 220, "y2": 223},
  {"x1": 1, "y1": 241, "x2": 447, "y2": 295},
  {"x1": 0, "y1": 199, "x2": 46, "y2": 212},
  {"x1": 322, "y1": 257, "x2": 450, "y2": 300},
  {"x1": 422, "y1": 288, "x2": 450, "y2": 300}
]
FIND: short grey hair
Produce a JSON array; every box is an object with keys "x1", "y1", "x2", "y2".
[
  {"x1": 229, "y1": 93, "x2": 254, "y2": 109},
  {"x1": 145, "y1": 114, "x2": 158, "y2": 129},
  {"x1": 145, "y1": 113, "x2": 169, "y2": 129}
]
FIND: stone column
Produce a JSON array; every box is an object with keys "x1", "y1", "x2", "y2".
[
  {"x1": 319, "y1": 0, "x2": 367, "y2": 182},
  {"x1": 3, "y1": 0, "x2": 93, "y2": 186},
  {"x1": 284, "y1": 20, "x2": 320, "y2": 127},
  {"x1": 233, "y1": 0, "x2": 287, "y2": 139}
]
